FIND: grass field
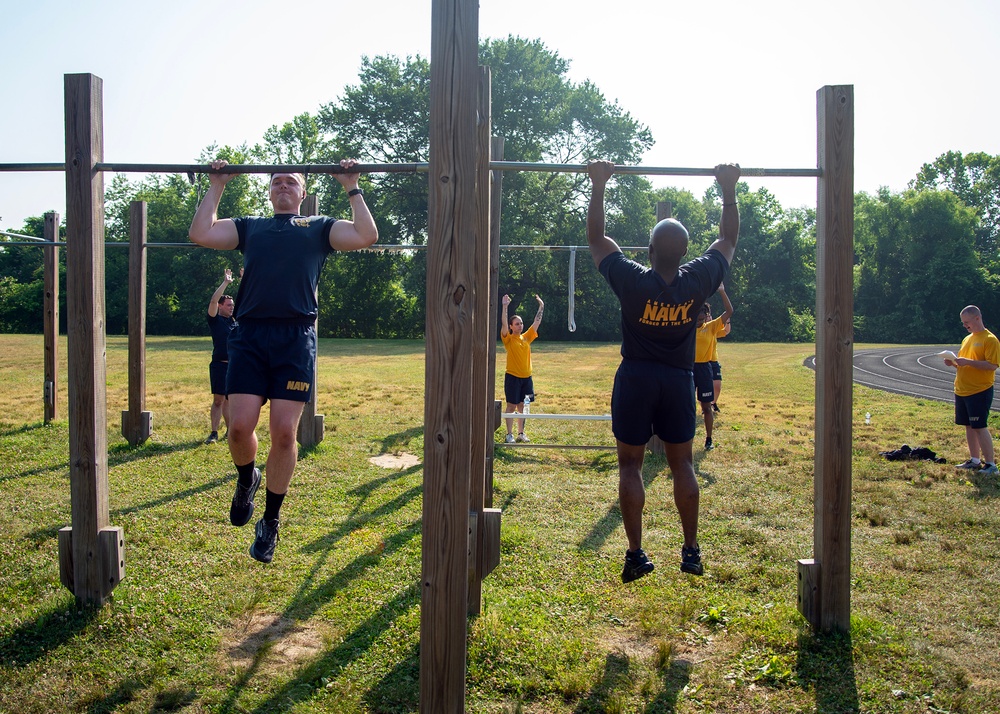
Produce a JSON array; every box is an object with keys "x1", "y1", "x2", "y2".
[{"x1": 1, "y1": 335, "x2": 998, "y2": 713}]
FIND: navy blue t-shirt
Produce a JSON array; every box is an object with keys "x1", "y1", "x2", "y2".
[
  {"x1": 231, "y1": 214, "x2": 337, "y2": 321},
  {"x1": 206, "y1": 313, "x2": 236, "y2": 362},
  {"x1": 599, "y1": 249, "x2": 729, "y2": 368}
]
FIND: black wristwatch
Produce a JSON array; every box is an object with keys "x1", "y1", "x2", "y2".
[{"x1": 348, "y1": 188, "x2": 364, "y2": 197}]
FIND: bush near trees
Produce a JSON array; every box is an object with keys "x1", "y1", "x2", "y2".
[{"x1": 2, "y1": 39, "x2": 997, "y2": 343}]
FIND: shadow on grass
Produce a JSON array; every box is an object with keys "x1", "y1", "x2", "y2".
[
  {"x1": 795, "y1": 628, "x2": 860, "y2": 713},
  {"x1": 379, "y1": 425, "x2": 425, "y2": 453},
  {"x1": 362, "y1": 643, "x2": 420, "y2": 713},
  {"x1": 579, "y1": 461, "x2": 661, "y2": 553},
  {"x1": 968, "y1": 470, "x2": 999, "y2": 500},
  {"x1": 22, "y1": 475, "x2": 231, "y2": 544},
  {"x1": 0, "y1": 602, "x2": 98, "y2": 667},
  {"x1": 572, "y1": 651, "x2": 691, "y2": 713}
]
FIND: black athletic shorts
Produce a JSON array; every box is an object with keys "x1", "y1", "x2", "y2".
[
  {"x1": 693, "y1": 362, "x2": 715, "y2": 403},
  {"x1": 504, "y1": 373, "x2": 534, "y2": 405},
  {"x1": 209, "y1": 360, "x2": 229, "y2": 395},
  {"x1": 955, "y1": 386, "x2": 993, "y2": 428},
  {"x1": 710, "y1": 360, "x2": 722, "y2": 381},
  {"x1": 611, "y1": 359, "x2": 696, "y2": 446},
  {"x1": 226, "y1": 319, "x2": 317, "y2": 403}
]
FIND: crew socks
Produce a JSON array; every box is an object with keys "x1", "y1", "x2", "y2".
[
  {"x1": 263, "y1": 489, "x2": 285, "y2": 522},
  {"x1": 236, "y1": 461, "x2": 257, "y2": 488}
]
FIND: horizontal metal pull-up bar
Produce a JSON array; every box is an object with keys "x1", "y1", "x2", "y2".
[{"x1": 0, "y1": 161, "x2": 821, "y2": 178}]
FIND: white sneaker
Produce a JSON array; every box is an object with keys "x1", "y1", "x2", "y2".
[
  {"x1": 504, "y1": 433, "x2": 515, "y2": 443},
  {"x1": 516, "y1": 433, "x2": 529, "y2": 443}
]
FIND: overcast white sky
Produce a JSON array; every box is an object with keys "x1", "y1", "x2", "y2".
[{"x1": 2, "y1": 0, "x2": 998, "y2": 230}]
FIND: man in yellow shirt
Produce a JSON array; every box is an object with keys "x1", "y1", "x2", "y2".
[
  {"x1": 694, "y1": 285, "x2": 733, "y2": 450},
  {"x1": 500, "y1": 293, "x2": 544, "y2": 442},
  {"x1": 944, "y1": 305, "x2": 999, "y2": 474}
]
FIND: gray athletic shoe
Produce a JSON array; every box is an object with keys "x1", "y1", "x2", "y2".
[
  {"x1": 230, "y1": 468, "x2": 261, "y2": 527},
  {"x1": 249, "y1": 518, "x2": 280, "y2": 563},
  {"x1": 979, "y1": 462, "x2": 999, "y2": 475},
  {"x1": 955, "y1": 459, "x2": 980, "y2": 470},
  {"x1": 504, "y1": 433, "x2": 515, "y2": 444}
]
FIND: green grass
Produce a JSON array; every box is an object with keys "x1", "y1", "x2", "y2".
[{"x1": 1, "y1": 335, "x2": 998, "y2": 713}]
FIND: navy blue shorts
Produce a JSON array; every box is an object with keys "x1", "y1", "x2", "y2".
[
  {"x1": 209, "y1": 360, "x2": 228, "y2": 395},
  {"x1": 955, "y1": 386, "x2": 993, "y2": 428},
  {"x1": 710, "y1": 360, "x2": 722, "y2": 381},
  {"x1": 611, "y1": 359, "x2": 696, "y2": 446},
  {"x1": 693, "y1": 362, "x2": 715, "y2": 403},
  {"x1": 504, "y1": 374, "x2": 534, "y2": 405},
  {"x1": 226, "y1": 320, "x2": 317, "y2": 403}
]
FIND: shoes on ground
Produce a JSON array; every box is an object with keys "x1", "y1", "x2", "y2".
[
  {"x1": 979, "y1": 462, "x2": 999, "y2": 475},
  {"x1": 622, "y1": 548, "x2": 655, "y2": 583},
  {"x1": 955, "y1": 459, "x2": 981, "y2": 470},
  {"x1": 516, "y1": 433, "x2": 529, "y2": 443},
  {"x1": 204, "y1": 432, "x2": 219, "y2": 444},
  {"x1": 249, "y1": 518, "x2": 280, "y2": 563},
  {"x1": 504, "y1": 433, "x2": 515, "y2": 443},
  {"x1": 712, "y1": 403, "x2": 720, "y2": 413},
  {"x1": 230, "y1": 468, "x2": 261, "y2": 527},
  {"x1": 681, "y1": 545, "x2": 704, "y2": 576},
  {"x1": 705, "y1": 437, "x2": 714, "y2": 451}
]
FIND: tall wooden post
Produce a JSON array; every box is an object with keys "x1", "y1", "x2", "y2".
[
  {"x1": 485, "y1": 135, "x2": 505, "y2": 509},
  {"x1": 647, "y1": 201, "x2": 673, "y2": 456},
  {"x1": 297, "y1": 194, "x2": 325, "y2": 447},
  {"x1": 422, "y1": 0, "x2": 479, "y2": 709},
  {"x1": 43, "y1": 211, "x2": 60, "y2": 424},
  {"x1": 799, "y1": 85, "x2": 854, "y2": 632},
  {"x1": 468, "y1": 67, "x2": 502, "y2": 615},
  {"x1": 58, "y1": 73, "x2": 123, "y2": 605},
  {"x1": 121, "y1": 200, "x2": 152, "y2": 446}
]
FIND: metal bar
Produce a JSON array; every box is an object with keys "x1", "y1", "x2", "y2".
[
  {"x1": 500, "y1": 413, "x2": 611, "y2": 421},
  {"x1": 490, "y1": 161, "x2": 822, "y2": 178},
  {"x1": 1, "y1": 230, "x2": 47, "y2": 241},
  {"x1": 94, "y1": 162, "x2": 430, "y2": 175},
  {"x1": 495, "y1": 443, "x2": 616, "y2": 450},
  {"x1": 0, "y1": 163, "x2": 64, "y2": 172},
  {"x1": 1, "y1": 160, "x2": 822, "y2": 178}
]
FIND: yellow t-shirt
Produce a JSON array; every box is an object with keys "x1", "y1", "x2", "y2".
[
  {"x1": 502, "y1": 326, "x2": 537, "y2": 378},
  {"x1": 955, "y1": 328, "x2": 1000, "y2": 396},
  {"x1": 695, "y1": 317, "x2": 727, "y2": 364}
]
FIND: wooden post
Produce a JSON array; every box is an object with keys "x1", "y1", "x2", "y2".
[
  {"x1": 121, "y1": 200, "x2": 152, "y2": 446},
  {"x1": 807, "y1": 84, "x2": 854, "y2": 632},
  {"x1": 485, "y1": 135, "x2": 505, "y2": 509},
  {"x1": 647, "y1": 201, "x2": 672, "y2": 455},
  {"x1": 43, "y1": 211, "x2": 60, "y2": 424},
  {"x1": 60, "y1": 73, "x2": 122, "y2": 605},
  {"x1": 297, "y1": 194, "x2": 325, "y2": 447},
  {"x1": 422, "y1": 0, "x2": 478, "y2": 709}
]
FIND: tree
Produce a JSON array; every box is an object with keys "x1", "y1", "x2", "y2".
[{"x1": 911, "y1": 151, "x2": 1000, "y2": 268}]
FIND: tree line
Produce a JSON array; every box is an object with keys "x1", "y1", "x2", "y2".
[{"x1": 2, "y1": 37, "x2": 998, "y2": 344}]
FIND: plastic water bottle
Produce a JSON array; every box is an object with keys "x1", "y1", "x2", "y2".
[
  {"x1": 865, "y1": 412, "x2": 871, "y2": 425},
  {"x1": 523, "y1": 395, "x2": 530, "y2": 415}
]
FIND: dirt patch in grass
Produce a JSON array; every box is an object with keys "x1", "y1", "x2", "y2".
[
  {"x1": 223, "y1": 612, "x2": 328, "y2": 670},
  {"x1": 369, "y1": 452, "x2": 421, "y2": 469}
]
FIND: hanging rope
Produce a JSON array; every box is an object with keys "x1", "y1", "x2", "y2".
[{"x1": 568, "y1": 247, "x2": 577, "y2": 333}]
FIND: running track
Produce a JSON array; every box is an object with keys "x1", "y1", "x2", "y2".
[{"x1": 804, "y1": 345, "x2": 1000, "y2": 410}]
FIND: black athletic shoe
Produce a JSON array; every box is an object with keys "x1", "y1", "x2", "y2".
[
  {"x1": 230, "y1": 468, "x2": 261, "y2": 527},
  {"x1": 681, "y1": 545, "x2": 704, "y2": 576},
  {"x1": 204, "y1": 431, "x2": 218, "y2": 444},
  {"x1": 705, "y1": 437, "x2": 714, "y2": 451},
  {"x1": 712, "y1": 403, "x2": 720, "y2": 413},
  {"x1": 621, "y1": 548, "x2": 655, "y2": 583},
  {"x1": 249, "y1": 518, "x2": 280, "y2": 563}
]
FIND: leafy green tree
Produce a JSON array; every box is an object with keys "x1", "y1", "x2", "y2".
[
  {"x1": 911, "y1": 151, "x2": 1000, "y2": 268},
  {"x1": 855, "y1": 188, "x2": 983, "y2": 342}
]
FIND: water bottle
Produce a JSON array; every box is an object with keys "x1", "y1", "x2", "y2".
[
  {"x1": 523, "y1": 395, "x2": 530, "y2": 415},
  {"x1": 865, "y1": 412, "x2": 871, "y2": 425}
]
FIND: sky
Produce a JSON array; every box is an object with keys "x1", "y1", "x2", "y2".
[{"x1": 2, "y1": 0, "x2": 998, "y2": 231}]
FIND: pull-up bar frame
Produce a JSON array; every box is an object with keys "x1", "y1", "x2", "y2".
[{"x1": 1, "y1": 160, "x2": 821, "y2": 178}]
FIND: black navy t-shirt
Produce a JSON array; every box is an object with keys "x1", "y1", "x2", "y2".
[
  {"x1": 206, "y1": 313, "x2": 236, "y2": 362},
  {"x1": 599, "y1": 249, "x2": 728, "y2": 368},
  {"x1": 231, "y1": 214, "x2": 337, "y2": 321}
]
